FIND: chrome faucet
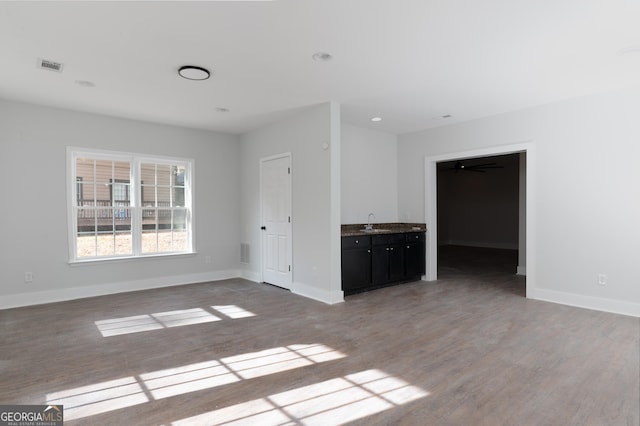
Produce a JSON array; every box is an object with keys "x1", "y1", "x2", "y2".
[{"x1": 365, "y1": 213, "x2": 375, "y2": 231}]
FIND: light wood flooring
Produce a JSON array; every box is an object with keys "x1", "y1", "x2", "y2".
[{"x1": 1, "y1": 246, "x2": 638, "y2": 425}]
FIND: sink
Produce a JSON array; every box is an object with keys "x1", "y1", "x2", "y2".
[{"x1": 362, "y1": 229, "x2": 390, "y2": 233}]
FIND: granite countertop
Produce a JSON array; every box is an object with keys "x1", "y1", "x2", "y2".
[{"x1": 341, "y1": 223, "x2": 427, "y2": 237}]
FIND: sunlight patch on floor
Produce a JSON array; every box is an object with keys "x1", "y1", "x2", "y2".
[
  {"x1": 141, "y1": 360, "x2": 240, "y2": 400},
  {"x1": 46, "y1": 377, "x2": 148, "y2": 421},
  {"x1": 46, "y1": 344, "x2": 346, "y2": 421},
  {"x1": 95, "y1": 304, "x2": 259, "y2": 337},
  {"x1": 212, "y1": 305, "x2": 256, "y2": 319},
  {"x1": 222, "y1": 344, "x2": 345, "y2": 380},
  {"x1": 171, "y1": 369, "x2": 429, "y2": 425},
  {"x1": 95, "y1": 308, "x2": 221, "y2": 337}
]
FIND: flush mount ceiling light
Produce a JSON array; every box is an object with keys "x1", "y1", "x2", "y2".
[
  {"x1": 178, "y1": 65, "x2": 210, "y2": 81},
  {"x1": 370, "y1": 116, "x2": 382, "y2": 122},
  {"x1": 312, "y1": 52, "x2": 333, "y2": 62}
]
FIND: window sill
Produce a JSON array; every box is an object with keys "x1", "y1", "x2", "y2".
[{"x1": 68, "y1": 251, "x2": 198, "y2": 266}]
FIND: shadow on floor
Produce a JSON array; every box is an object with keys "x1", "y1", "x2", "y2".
[{"x1": 437, "y1": 245, "x2": 525, "y2": 297}]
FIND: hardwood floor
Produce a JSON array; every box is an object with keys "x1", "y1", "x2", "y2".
[{"x1": 1, "y1": 248, "x2": 638, "y2": 425}]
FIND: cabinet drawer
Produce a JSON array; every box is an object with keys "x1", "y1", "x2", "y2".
[
  {"x1": 342, "y1": 235, "x2": 371, "y2": 249},
  {"x1": 405, "y1": 232, "x2": 425, "y2": 242},
  {"x1": 372, "y1": 233, "x2": 405, "y2": 246}
]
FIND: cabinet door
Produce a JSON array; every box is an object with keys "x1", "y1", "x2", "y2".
[
  {"x1": 342, "y1": 248, "x2": 371, "y2": 291},
  {"x1": 371, "y1": 246, "x2": 390, "y2": 285},
  {"x1": 404, "y1": 242, "x2": 426, "y2": 278},
  {"x1": 388, "y1": 244, "x2": 405, "y2": 282}
]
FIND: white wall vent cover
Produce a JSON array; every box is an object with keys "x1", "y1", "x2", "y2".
[
  {"x1": 240, "y1": 243, "x2": 250, "y2": 264},
  {"x1": 37, "y1": 58, "x2": 64, "y2": 73}
]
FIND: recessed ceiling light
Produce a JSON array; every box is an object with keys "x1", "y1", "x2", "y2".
[
  {"x1": 75, "y1": 80, "x2": 96, "y2": 88},
  {"x1": 312, "y1": 52, "x2": 333, "y2": 62},
  {"x1": 370, "y1": 116, "x2": 382, "y2": 122},
  {"x1": 178, "y1": 65, "x2": 210, "y2": 81}
]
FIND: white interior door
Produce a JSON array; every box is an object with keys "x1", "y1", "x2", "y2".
[{"x1": 261, "y1": 154, "x2": 292, "y2": 289}]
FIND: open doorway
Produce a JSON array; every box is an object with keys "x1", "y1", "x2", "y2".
[
  {"x1": 424, "y1": 142, "x2": 534, "y2": 298},
  {"x1": 436, "y1": 153, "x2": 524, "y2": 296}
]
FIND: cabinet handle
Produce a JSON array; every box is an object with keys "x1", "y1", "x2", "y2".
[
  {"x1": 367, "y1": 249, "x2": 370, "y2": 253},
  {"x1": 407, "y1": 245, "x2": 410, "y2": 249},
  {"x1": 390, "y1": 247, "x2": 394, "y2": 251},
  {"x1": 386, "y1": 247, "x2": 389, "y2": 251},
  {"x1": 355, "y1": 240, "x2": 359, "y2": 244}
]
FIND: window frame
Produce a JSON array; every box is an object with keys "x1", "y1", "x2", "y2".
[{"x1": 67, "y1": 147, "x2": 195, "y2": 263}]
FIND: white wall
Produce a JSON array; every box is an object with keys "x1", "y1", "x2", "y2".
[
  {"x1": 0, "y1": 99, "x2": 241, "y2": 308},
  {"x1": 341, "y1": 124, "x2": 398, "y2": 224},
  {"x1": 399, "y1": 88, "x2": 640, "y2": 316},
  {"x1": 239, "y1": 103, "x2": 343, "y2": 304}
]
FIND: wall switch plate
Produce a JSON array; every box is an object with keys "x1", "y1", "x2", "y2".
[
  {"x1": 597, "y1": 273, "x2": 607, "y2": 286},
  {"x1": 205, "y1": 256, "x2": 212, "y2": 264},
  {"x1": 24, "y1": 272, "x2": 33, "y2": 283}
]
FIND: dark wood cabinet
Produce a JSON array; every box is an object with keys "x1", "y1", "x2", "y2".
[
  {"x1": 372, "y1": 234, "x2": 405, "y2": 284},
  {"x1": 404, "y1": 232, "x2": 426, "y2": 278},
  {"x1": 341, "y1": 236, "x2": 371, "y2": 292},
  {"x1": 342, "y1": 231, "x2": 425, "y2": 295},
  {"x1": 389, "y1": 243, "x2": 405, "y2": 281}
]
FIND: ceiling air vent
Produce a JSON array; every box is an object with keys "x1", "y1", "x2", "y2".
[{"x1": 37, "y1": 58, "x2": 64, "y2": 73}]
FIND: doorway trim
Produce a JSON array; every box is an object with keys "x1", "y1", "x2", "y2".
[
  {"x1": 259, "y1": 152, "x2": 293, "y2": 289},
  {"x1": 424, "y1": 141, "x2": 536, "y2": 298}
]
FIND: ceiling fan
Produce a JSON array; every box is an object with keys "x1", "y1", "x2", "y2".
[{"x1": 443, "y1": 161, "x2": 504, "y2": 173}]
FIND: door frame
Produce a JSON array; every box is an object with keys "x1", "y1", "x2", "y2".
[
  {"x1": 259, "y1": 152, "x2": 293, "y2": 287},
  {"x1": 424, "y1": 142, "x2": 536, "y2": 298}
]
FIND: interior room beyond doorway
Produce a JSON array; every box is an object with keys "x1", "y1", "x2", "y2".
[{"x1": 436, "y1": 153, "x2": 524, "y2": 295}]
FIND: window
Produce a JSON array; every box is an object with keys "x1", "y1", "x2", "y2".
[
  {"x1": 110, "y1": 179, "x2": 130, "y2": 204},
  {"x1": 68, "y1": 148, "x2": 194, "y2": 262}
]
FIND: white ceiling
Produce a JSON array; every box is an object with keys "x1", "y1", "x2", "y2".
[{"x1": 1, "y1": 0, "x2": 640, "y2": 135}]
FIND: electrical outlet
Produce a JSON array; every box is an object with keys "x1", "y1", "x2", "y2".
[
  {"x1": 24, "y1": 272, "x2": 33, "y2": 283},
  {"x1": 597, "y1": 273, "x2": 607, "y2": 286}
]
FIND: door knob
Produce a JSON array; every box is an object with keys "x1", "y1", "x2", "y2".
[{"x1": 261, "y1": 226, "x2": 266, "y2": 230}]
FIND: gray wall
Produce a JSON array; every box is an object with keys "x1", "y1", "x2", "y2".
[
  {"x1": 239, "y1": 103, "x2": 343, "y2": 303},
  {"x1": 0, "y1": 99, "x2": 241, "y2": 307},
  {"x1": 341, "y1": 123, "x2": 398, "y2": 224},
  {"x1": 398, "y1": 87, "x2": 640, "y2": 316}
]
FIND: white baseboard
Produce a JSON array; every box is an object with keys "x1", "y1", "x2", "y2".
[
  {"x1": 239, "y1": 271, "x2": 343, "y2": 305},
  {"x1": 0, "y1": 269, "x2": 241, "y2": 310},
  {"x1": 442, "y1": 240, "x2": 519, "y2": 250},
  {"x1": 292, "y1": 281, "x2": 344, "y2": 305},
  {"x1": 516, "y1": 265, "x2": 526, "y2": 276},
  {"x1": 240, "y1": 269, "x2": 261, "y2": 283},
  {"x1": 532, "y1": 288, "x2": 640, "y2": 318}
]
